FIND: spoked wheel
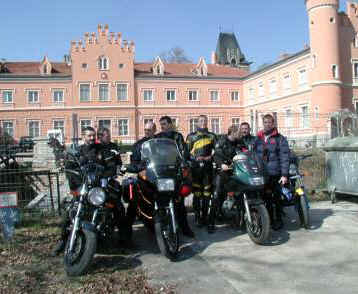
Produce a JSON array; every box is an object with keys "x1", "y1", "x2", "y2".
[
  {"x1": 64, "y1": 229, "x2": 97, "y2": 276},
  {"x1": 154, "y1": 212, "x2": 179, "y2": 261},
  {"x1": 298, "y1": 195, "x2": 310, "y2": 229},
  {"x1": 246, "y1": 204, "x2": 270, "y2": 245}
]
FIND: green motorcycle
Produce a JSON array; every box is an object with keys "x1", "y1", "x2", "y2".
[{"x1": 219, "y1": 151, "x2": 271, "y2": 245}]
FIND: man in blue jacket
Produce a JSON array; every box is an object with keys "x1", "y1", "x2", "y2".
[{"x1": 254, "y1": 114, "x2": 290, "y2": 230}]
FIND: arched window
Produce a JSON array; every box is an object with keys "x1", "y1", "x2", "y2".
[{"x1": 98, "y1": 56, "x2": 109, "y2": 70}]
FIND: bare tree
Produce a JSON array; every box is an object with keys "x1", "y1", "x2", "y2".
[{"x1": 159, "y1": 46, "x2": 192, "y2": 64}]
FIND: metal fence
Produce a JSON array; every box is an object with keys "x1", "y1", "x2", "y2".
[{"x1": 0, "y1": 168, "x2": 61, "y2": 219}]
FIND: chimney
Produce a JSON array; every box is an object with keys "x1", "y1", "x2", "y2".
[
  {"x1": 104, "y1": 24, "x2": 109, "y2": 36},
  {"x1": 211, "y1": 51, "x2": 217, "y2": 64}
]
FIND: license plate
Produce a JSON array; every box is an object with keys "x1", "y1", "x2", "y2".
[{"x1": 296, "y1": 188, "x2": 304, "y2": 196}]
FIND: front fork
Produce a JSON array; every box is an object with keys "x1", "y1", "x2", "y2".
[
  {"x1": 68, "y1": 201, "x2": 83, "y2": 253},
  {"x1": 154, "y1": 199, "x2": 177, "y2": 234},
  {"x1": 243, "y1": 193, "x2": 252, "y2": 224}
]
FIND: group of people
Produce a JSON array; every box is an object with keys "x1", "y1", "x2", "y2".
[{"x1": 53, "y1": 113, "x2": 290, "y2": 255}]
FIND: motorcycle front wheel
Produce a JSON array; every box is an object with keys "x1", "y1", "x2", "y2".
[
  {"x1": 64, "y1": 229, "x2": 97, "y2": 276},
  {"x1": 246, "y1": 204, "x2": 270, "y2": 245},
  {"x1": 154, "y1": 212, "x2": 179, "y2": 261},
  {"x1": 298, "y1": 195, "x2": 310, "y2": 229}
]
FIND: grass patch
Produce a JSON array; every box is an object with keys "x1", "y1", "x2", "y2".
[{"x1": 0, "y1": 216, "x2": 176, "y2": 294}]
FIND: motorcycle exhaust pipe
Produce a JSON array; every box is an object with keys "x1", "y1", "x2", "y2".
[
  {"x1": 169, "y1": 200, "x2": 177, "y2": 234},
  {"x1": 243, "y1": 193, "x2": 252, "y2": 224}
]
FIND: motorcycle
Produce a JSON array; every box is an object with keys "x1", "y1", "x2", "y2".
[
  {"x1": 124, "y1": 138, "x2": 191, "y2": 260},
  {"x1": 287, "y1": 153, "x2": 312, "y2": 229},
  {"x1": 218, "y1": 151, "x2": 271, "y2": 245},
  {"x1": 63, "y1": 150, "x2": 125, "y2": 276}
]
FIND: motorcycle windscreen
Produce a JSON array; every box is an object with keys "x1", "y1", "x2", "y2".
[
  {"x1": 234, "y1": 152, "x2": 264, "y2": 177},
  {"x1": 141, "y1": 138, "x2": 180, "y2": 165}
]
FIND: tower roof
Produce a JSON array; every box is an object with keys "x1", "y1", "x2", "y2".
[{"x1": 215, "y1": 32, "x2": 250, "y2": 67}]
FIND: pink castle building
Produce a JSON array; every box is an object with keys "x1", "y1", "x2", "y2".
[{"x1": 0, "y1": 0, "x2": 357, "y2": 145}]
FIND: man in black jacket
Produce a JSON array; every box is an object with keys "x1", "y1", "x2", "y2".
[
  {"x1": 186, "y1": 115, "x2": 217, "y2": 233},
  {"x1": 254, "y1": 114, "x2": 290, "y2": 230},
  {"x1": 53, "y1": 126, "x2": 102, "y2": 256},
  {"x1": 212, "y1": 125, "x2": 243, "y2": 231},
  {"x1": 97, "y1": 127, "x2": 122, "y2": 176},
  {"x1": 156, "y1": 116, "x2": 194, "y2": 238},
  {"x1": 130, "y1": 121, "x2": 156, "y2": 172},
  {"x1": 240, "y1": 122, "x2": 256, "y2": 151}
]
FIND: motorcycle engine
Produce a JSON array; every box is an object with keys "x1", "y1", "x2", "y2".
[{"x1": 222, "y1": 198, "x2": 236, "y2": 218}]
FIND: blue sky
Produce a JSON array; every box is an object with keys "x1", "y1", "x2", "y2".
[{"x1": 0, "y1": 0, "x2": 351, "y2": 70}]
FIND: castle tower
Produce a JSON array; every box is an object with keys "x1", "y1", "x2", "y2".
[{"x1": 306, "y1": 0, "x2": 342, "y2": 116}]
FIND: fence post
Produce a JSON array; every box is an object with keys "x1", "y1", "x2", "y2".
[
  {"x1": 56, "y1": 172, "x2": 61, "y2": 216},
  {"x1": 48, "y1": 172, "x2": 55, "y2": 211}
]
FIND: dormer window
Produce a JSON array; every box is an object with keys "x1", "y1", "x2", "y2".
[
  {"x1": 195, "y1": 57, "x2": 208, "y2": 77},
  {"x1": 153, "y1": 57, "x2": 164, "y2": 76},
  {"x1": 40, "y1": 56, "x2": 52, "y2": 75},
  {"x1": 98, "y1": 56, "x2": 109, "y2": 70}
]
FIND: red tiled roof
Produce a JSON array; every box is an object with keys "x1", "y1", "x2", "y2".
[
  {"x1": 1, "y1": 62, "x2": 71, "y2": 75},
  {"x1": 134, "y1": 63, "x2": 248, "y2": 78}
]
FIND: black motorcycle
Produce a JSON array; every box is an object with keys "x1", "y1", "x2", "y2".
[
  {"x1": 219, "y1": 151, "x2": 271, "y2": 245},
  {"x1": 63, "y1": 152, "x2": 124, "y2": 276},
  {"x1": 126, "y1": 138, "x2": 191, "y2": 260}
]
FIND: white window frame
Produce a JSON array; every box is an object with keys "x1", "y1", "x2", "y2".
[
  {"x1": 1, "y1": 120, "x2": 14, "y2": 137},
  {"x1": 210, "y1": 118, "x2": 220, "y2": 134},
  {"x1": 189, "y1": 118, "x2": 199, "y2": 133},
  {"x1": 27, "y1": 90, "x2": 39, "y2": 104},
  {"x1": 332, "y1": 64, "x2": 339, "y2": 79},
  {"x1": 188, "y1": 89, "x2": 198, "y2": 101},
  {"x1": 314, "y1": 106, "x2": 319, "y2": 120},
  {"x1": 301, "y1": 105, "x2": 310, "y2": 129},
  {"x1": 298, "y1": 67, "x2": 307, "y2": 86},
  {"x1": 117, "y1": 83, "x2": 128, "y2": 101},
  {"x1": 28, "y1": 120, "x2": 41, "y2": 137},
  {"x1": 80, "y1": 119, "x2": 92, "y2": 133},
  {"x1": 258, "y1": 82, "x2": 264, "y2": 97},
  {"x1": 269, "y1": 79, "x2": 277, "y2": 94},
  {"x1": 231, "y1": 90, "x2": 240, "y2": 102},
  {"x1": 209, "y1": 90, "x2": 219, "y2": 102},
  {"x1": 232, "y1": 117, "x2": 240, "y2": 127},
  {"x1": 53, "y1": 119, "x2": 65, "y2": 136},
  {"x1": 98, "y1": 56, "x2": 109, "y2": 70},
  {"x1": 79, "y1": 83, "x2": 91, "y2": 102},
  {"x1": 98, "y1": 119, "x2": 112, "y2": 133},
  {"x1": 99, "y1": 83, "x2": 110, "y2": 101},
  {"x1": 285, "y1": 108, "x2": 293, "y2": 128},
  {"x1": 249, "y1": 87, "x2": 255, "y2": 100},
  {"x1": 166, "y1": 89, "x2": 176, "y2": 101},
  {"x1": 143, "y1": 89, "x2": 154, "y2": 102},
  {"x1": 283, "y1": 73, "x2": 291, "y2": 90},
  {"x1": 118, "y1": 118, "x2": 129, "y2": 136},
  {"x1": 52, "y1": 89, "x2": 64, "y2": 103},
  {"x1": 2, "y1": 89, "x2": 14, "y2": 104}
]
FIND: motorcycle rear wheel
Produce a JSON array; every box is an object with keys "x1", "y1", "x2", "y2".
[
  {"x1": 246, "y1": 204, "x2": 270, "y2": 245},
  {"x1": 298, "y1": 195, "x2": 310, "y2": 229},
  {"x1": 154, "y1": 213, "x2": 179, "y2": 261},
  {"x1": 64, "y1": 229, "x2": 97, "y2": 276}
]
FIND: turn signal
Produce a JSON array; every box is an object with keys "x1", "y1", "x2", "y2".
[
  {"x1": 182, "y1": 167, "x2": 190, "y2": 178},
  {"x1": 138, "y1": 170, "x2": 147, "y2": 180},
  {"x1": 179, "y1": 184, "x2": 192, "y2": 197}
]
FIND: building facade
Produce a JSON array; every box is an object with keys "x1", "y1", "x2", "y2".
[{"x1": 1, "y1": 0, "x2": 357, "y2": 145}]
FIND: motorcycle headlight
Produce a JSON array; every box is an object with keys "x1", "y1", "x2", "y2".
[
  {"x1": 88, "y1": 187, "x2": 106, "y2": 206},
  {"x1": 157, "y1": 179, "x2": 175, "y2": 191},
  {"x1": 249, "y1": 177, "x2": 264, "y2": 186}
]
